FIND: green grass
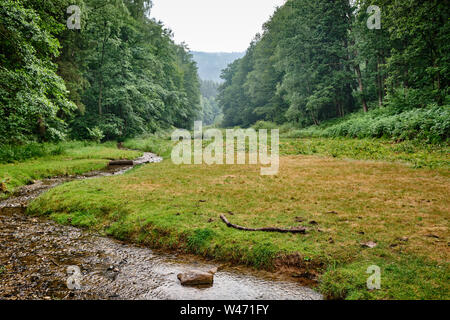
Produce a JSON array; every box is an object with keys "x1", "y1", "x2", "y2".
[
  {"x1": 124, "y1": 132, "x2": 449, "y2": 170},
  {"x1": 28, "y1": 136, "x2": 450, "y2": 299},
  {"x1": 124, "y1": 134, "x2": 174, "y2": 159},
  {"x1": 320, "y1": 256, "x2": 449, "y2": 300},
  {"x1": 280, "y1": 137, "x2": 449, "y2": 170},
  {"x1": 0, "y1": 141, "x2": 141, "y2": 194},
  {"x1": 0, "y1": 141, "x2": 70, "y2": 163}
]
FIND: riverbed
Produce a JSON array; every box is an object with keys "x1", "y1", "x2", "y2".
[{"x1": 0, "y1": 153, "x2": 322, "y2": 300}]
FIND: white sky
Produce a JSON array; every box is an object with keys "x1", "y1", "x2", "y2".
[{"x1": 151, "y1": 0, "x2": 286, "y2": 52}]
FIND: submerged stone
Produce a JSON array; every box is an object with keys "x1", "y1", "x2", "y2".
[{"x1": 177, "y1": 270, "x2": 214, "y2": 286}]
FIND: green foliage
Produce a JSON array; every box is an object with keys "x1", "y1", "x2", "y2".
[
  {"x1": 252, "y1": 121, "x2": 278, "y2": 130},
  {"x1": 0, "y1": 140, "x2": 132, "y2": 164},
  {"x1": 64, "y1": 0, "x2": 201, "y2": 140},
  {"x1": 87, "y1": 127, "x2": 105, "y2": 143},
  {"x1": 0, "y1": 141, "x2": 94, "y2": 163},
  {"x1": 200, "y1": 96, "x2": 222, "y2": 126},
  {"x1": 0, "y1": 0, "x2": 77, "y2": 144},
  {"x1": 199, "y1": 80, "x2": 222, "y2": 125},
  {"x1": 1, "y1": 0, "x2": 201, "y2": 144},
  {"x1": 293, "y1": 105, "x2": 449, "y2": 143},
  {"x1": 200, "y1": 79, "x2": 220, "y2": 99},
  {"x1": 218, "y1": 0, "x2": 355, "y2": 128},
  {"x1": 217, "y1": 0, "x2": 449, "y2": 143},
  {"x1": 378, "y1": 0, "x2": 449, "y2": 103},
  {"x1": 51, "y1": 211, "x2": 98, "y2": 228}
]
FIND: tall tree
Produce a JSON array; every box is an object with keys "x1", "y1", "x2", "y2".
[{"x1": 0, "y1": 0, "x2": 76, "y2": 143}]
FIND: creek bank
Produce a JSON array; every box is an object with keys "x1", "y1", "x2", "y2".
[
  {"x1": 0, "y1": 152, "x2": 322, "y2": 300},
  {"x1": 0, "y1": 207, "x2": 322, "y2": 300}
]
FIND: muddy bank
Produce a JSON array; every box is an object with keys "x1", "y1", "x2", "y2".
[{"x1": 0, "y1": 152, "x2": 322, "y2": 300}]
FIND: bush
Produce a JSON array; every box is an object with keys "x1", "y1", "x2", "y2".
[
  {"x1": 294, "y1": 105, "x2": 449, "y2": 143},
  {"x1": 252, "y1": 121, "x2": 278, "y2": 130},
  {"x1": 87, "y1": 127, "x2": 105, "y2": 143},
  {"x1": 384, "y1": 88, "x2": 436, "y2": 113},
  {"x1": 70, "y1": 113, "x2": 124, "y2": 141}
]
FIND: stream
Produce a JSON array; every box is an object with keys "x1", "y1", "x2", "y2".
[{"x1": 0, "y1": 153, "x2": 322, "y2": 300}]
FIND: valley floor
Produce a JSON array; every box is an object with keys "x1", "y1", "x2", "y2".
[{"x1": 2, "y1": 137, "x2": 448, "y2": 299}]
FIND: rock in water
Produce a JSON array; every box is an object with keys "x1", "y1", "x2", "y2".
[
  {"x1": 208, "y1": 267, "x2": 218, "y2": 274},
  {"x1": 177, "y1": 270, "x2": 214, "y2": 286}
]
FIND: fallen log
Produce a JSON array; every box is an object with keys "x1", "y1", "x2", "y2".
[
  {"x1": 220, "y1": 214, "x2": 307, "y2": 234},
  {"x1": 109, "y1": 160, "x2": 134, "y2": 166}
]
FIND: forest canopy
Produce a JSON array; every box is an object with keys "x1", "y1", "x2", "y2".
[
  {"x1": 1, "y1": 0, "x2": 448, "y2": 145},
  {"x1": 217, "y1": 0, "x2": 449, "y2": 142},
  {"x1": 199, "y1": 79, "x2": 221, "y2": 125},
  {"x1": 0, "y1": 0, "x2": 200, "y2": 144}
]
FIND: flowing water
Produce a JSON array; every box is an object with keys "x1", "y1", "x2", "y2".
[{"x1": 0, "y1": 153, "x2": 322, "y2": 300}]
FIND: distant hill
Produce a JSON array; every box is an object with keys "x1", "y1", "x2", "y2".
[{"x1": 192, "y1": 51, "x2": 245, "y2": 82}]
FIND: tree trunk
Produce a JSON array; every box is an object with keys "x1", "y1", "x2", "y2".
[
  {"x1": 98, "y1": 22, "x2": 109, "y2": 116},
  {"x1": 98, "y1": 79, "x2": 103, "y2": 115},
  {"x1": 376, "y1": 57, "x2": 383, "y2": 107},
  {"x1": 355, "y1": 64, "x2": 368, "y2": 112},
  {"x1": 37, "y1": 117, "x2": 46, "y2": 140}
]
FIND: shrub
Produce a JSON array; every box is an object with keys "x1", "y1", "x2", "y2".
[
  {"x1": 252, "y1": 121, "x2": 278, "y2": 130},
  {"x1": 294, "y1": 105, "x2": 449, "y2": 143},
  {"x1": 87, "y1": 127, "x2": 105, "y2": 143}
]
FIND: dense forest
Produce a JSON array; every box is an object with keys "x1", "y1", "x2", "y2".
[
  {"x1": 0, "y1": 0, "x2": 200, "y2": 145},
  {"x1": 1, "y1": 0, "x2": 449, "y2": 146},
  {"x1": 218, "y1": 0, "x2": 449, "y2": 142},
  {"x1": 199, "y1": 79, "x2": 221, "y2": 125}
]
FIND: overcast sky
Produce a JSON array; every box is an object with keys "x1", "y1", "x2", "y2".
[{"x1": 151, "y1": 0, "x2": 286, "y2": 52}]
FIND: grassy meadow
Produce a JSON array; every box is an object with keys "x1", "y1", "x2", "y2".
[
  {"x1": 26, "y1": 136, "x2": 449, "y2": 299},
  {"x1": 0, "y1": 141, "x2": 141, "y2": 195}
]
